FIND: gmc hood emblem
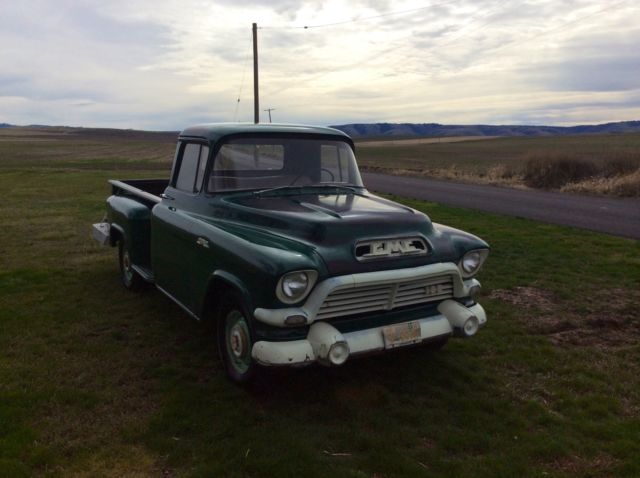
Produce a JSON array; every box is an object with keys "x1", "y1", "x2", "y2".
[{"x1": 355, "y1": 237, "x2": 428, "y2": 261}]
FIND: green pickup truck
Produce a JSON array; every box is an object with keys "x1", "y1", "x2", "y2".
[{"x1": 92, "y1": 123, "x2": 489, "y2": 382}]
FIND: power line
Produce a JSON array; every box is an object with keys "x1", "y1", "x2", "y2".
[
  {"x1": 233, "y1": 34, "x2": 253, "y2": 122},
  {"x1": 355, "y1": 0, "x2": 507, "y2": 74},
  {"x1": 381, "y1": 0, "x2": 509, "y2": 74},
  {"x1": 266, "y1": 0, "x2": 632, "y2": 99},
  {"x1": 259, "y1": 0, "x2": 461, "y2": 30},
  {"x1": 479, "y1": 0, "x2": 632, "y2": 58},
  {"x1": 263, "y1": 0, "x2": 504, "y2": 97},
  {"x1": 399, "y1": 0, "x2": 634, "y2": 77}
]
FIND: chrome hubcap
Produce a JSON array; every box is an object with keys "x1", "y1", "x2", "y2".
[
  {"x1": 122, "y1": 249, "x2": 133, "y2": 282},
  {"x1": 230, "y1": 325, "x2": 247, "y2": 358},
  {"x1": 225, "y1": 310, "x2": 251, "y2": 374}
]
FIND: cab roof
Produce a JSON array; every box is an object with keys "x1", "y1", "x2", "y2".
[{"x1": 179, "y1": 123, "x2": 352, "y2": 144}]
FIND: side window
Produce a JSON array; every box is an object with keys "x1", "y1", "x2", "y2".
[
  {"x1": 195, "y1": 145, "x2": 209, "y2": 192},
  {"x1": 175, "y1": 143, "x2": 201, "y2": 192},
  {"x1": 321, "y1": 145, "x2": 347, "y2": 183}
]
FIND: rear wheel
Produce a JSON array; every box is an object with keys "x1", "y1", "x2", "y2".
[
  {"x1": 217, "y1": 297, "x2": 257, "y2": 383},
  {"x1": 118, "y1": 241, "x2": 144, "y2": 291}
]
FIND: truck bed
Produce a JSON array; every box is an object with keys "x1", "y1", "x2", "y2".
[{"x1": 109, "y1": 179, "x2": 169, "y2": 205}]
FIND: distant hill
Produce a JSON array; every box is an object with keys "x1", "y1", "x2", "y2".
[
  {"x1": 331, "y1": 120, "x2": 640, "y2": 138},
  {"x1": 0, "y1": 123, "x2": 13, "y2": 128}
]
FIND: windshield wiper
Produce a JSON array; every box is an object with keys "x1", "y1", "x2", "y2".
[
  {"x1": 253, "y1": 185, "x2": 305, "y2": 197},
  {"x1": 310, "y1": 184, "x2": 363, "y2": 194},
  {"x1": 253, "y1": 184, "x2": 364, "y2": 197}
]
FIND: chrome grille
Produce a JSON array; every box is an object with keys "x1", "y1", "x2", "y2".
[{"x1": 316, "y1": 274, "x2": 454, "y2": 320}]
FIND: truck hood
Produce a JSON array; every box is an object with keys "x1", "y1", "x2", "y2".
[{"x1": 207, "y1": 190, "x2": 470, "y2": 275}]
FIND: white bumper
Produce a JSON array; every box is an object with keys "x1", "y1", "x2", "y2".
[{"x1": 251, "y1": 301, "x2": 486, "y2": 367}]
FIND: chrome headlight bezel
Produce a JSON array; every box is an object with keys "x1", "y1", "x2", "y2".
[
  {"x1": 459, "y1": 249, "x2": 489, "y2": 278},
  {"x1": 276, "y1": 270, "x2": 318, "y2": 304}
]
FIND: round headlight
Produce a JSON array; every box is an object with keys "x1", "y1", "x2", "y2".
[
  {"x1": 283, "y1": 272, "x2": 308, "y2": 298},
  {"x1": 276, "y1": 270, "x2": 318, "y2": 304},
  {"x1": 462, "y1": 251, "x2": 481, "y2": 274},
  {"x1": 459, "y1": 249, "x2": 488, "y2": 278}
]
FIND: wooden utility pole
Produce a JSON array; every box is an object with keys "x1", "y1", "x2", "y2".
[
  {"x1": 264, "y1": 108, "x2": 275, "y2": 123},
  {"x1": 252, "y1": 22, "x2": 259, "y2": 124}
]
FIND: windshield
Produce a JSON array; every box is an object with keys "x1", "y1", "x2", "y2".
[{"x1": 207, "y1": 136, "x2": 363, "y2": 192}]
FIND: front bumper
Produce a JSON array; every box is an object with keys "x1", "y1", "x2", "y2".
[{"x1": 251, "y1": 301, "x2": 486, "y2": 367}]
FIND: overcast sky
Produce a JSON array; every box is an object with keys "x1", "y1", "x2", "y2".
[{"x1": 2, "y1": 0, "x2": 639, "y2": 129}]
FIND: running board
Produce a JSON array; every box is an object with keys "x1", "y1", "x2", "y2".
[{"x1": 131, "y1": 264, "x2": 154, "y2": 283}]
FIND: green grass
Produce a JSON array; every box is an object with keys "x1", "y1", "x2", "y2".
[{"x1": 1, "y1": 128, "x2": 639, "y2": 477}]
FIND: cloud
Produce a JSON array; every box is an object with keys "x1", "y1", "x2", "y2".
[{"x1": 1, "y1": 0, "x2": 639, "y2": 129}]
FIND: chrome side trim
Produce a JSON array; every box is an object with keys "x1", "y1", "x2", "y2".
[{"x1": 156, "y1": 285, "x2": 202, "y2": 321}]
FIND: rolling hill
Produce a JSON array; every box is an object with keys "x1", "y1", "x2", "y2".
[{"x1": 331, "y1": 120, "x2": 640, "y2": 138}]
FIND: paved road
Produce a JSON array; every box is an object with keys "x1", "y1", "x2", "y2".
[{"x1": 362, "y1": 172, "x2": 640, "y2": 240}]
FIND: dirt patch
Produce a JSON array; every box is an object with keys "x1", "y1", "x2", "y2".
[
  {"x1": 489, "y1": 286, "x2": 558, "y2": 313},
  {"x1": 546, "y1": 453, "x2": 617, "y2": 476},
  {"x1": 489, "y1": 287, "x2": 640, "y2": 349}
]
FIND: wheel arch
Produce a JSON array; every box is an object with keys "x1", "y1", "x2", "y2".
[
  {"x1": 109, "y1": 223, "x2": 125, "y2": 247},
  {"x1": 200, "y1": 270, "x2": 253, "y2": 323}
]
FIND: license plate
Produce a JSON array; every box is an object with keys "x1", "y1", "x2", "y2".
[{"x1": 382, "y1": 321, "x2": 422, "y2": 349}]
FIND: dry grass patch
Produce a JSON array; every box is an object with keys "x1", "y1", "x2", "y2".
[
  {"x1": 358, "y1": 133, "x2": 640, "y2": 197},
  {"x1": 522, "y1": 152, "x2": 640, "y2": 195},
  {"x1": 489, "y1": 287, "x2": 640, "y2": 348},
  {"x1": 562, "y1": 169, "x2": 640, "y2": 197},
  {"x1": 523, "y1": 154, "x2": 599, "y2": 189},
  {"x1": 362, "y1": 164, "x2": 527, "y2": 189}
]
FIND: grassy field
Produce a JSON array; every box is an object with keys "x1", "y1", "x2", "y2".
[
  {"x1": 1, "y1": 128, "x2": 640, "y2": 477},
  {"x1": 356, "y1": 136, "x2": 499, "y2": 147},
  {"x1": 356, "y1": 134, "x2": 640, "y2": 196}
]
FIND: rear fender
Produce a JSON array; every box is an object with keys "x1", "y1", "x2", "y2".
[
  {"x1": 107, "y1": 195, "x2": 152, "y2": 267},
  {"x1": 109, "y1": 223, "x2": 124, "y2": 247}
]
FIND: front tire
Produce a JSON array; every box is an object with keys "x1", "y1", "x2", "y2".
[
  {"x1": 217, "y1": 297, "x2": 257, "y2": 383},
  {"x1": 118, "y1": 241, "x2": 144, "y2": 291}
]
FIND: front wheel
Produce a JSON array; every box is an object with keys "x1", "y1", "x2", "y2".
[{"x1": 217, "y1": 298, "x2": 257, "y2": 383}]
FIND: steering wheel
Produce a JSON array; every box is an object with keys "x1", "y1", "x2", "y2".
[{"x1": 320, "y1": 168, "x2": 335, "y2": 182}]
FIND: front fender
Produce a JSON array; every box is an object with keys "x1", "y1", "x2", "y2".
[
  {"x1": 190, "y1": 216, "x2": 328, "y2": 320},
  {"x1": 431, "y1": 223, "x2": 490, "y2": 260}
]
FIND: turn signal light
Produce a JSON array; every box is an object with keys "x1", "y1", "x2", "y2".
[{"x1": 284, "y1": 315, "x2": 307, "y2": 326}]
